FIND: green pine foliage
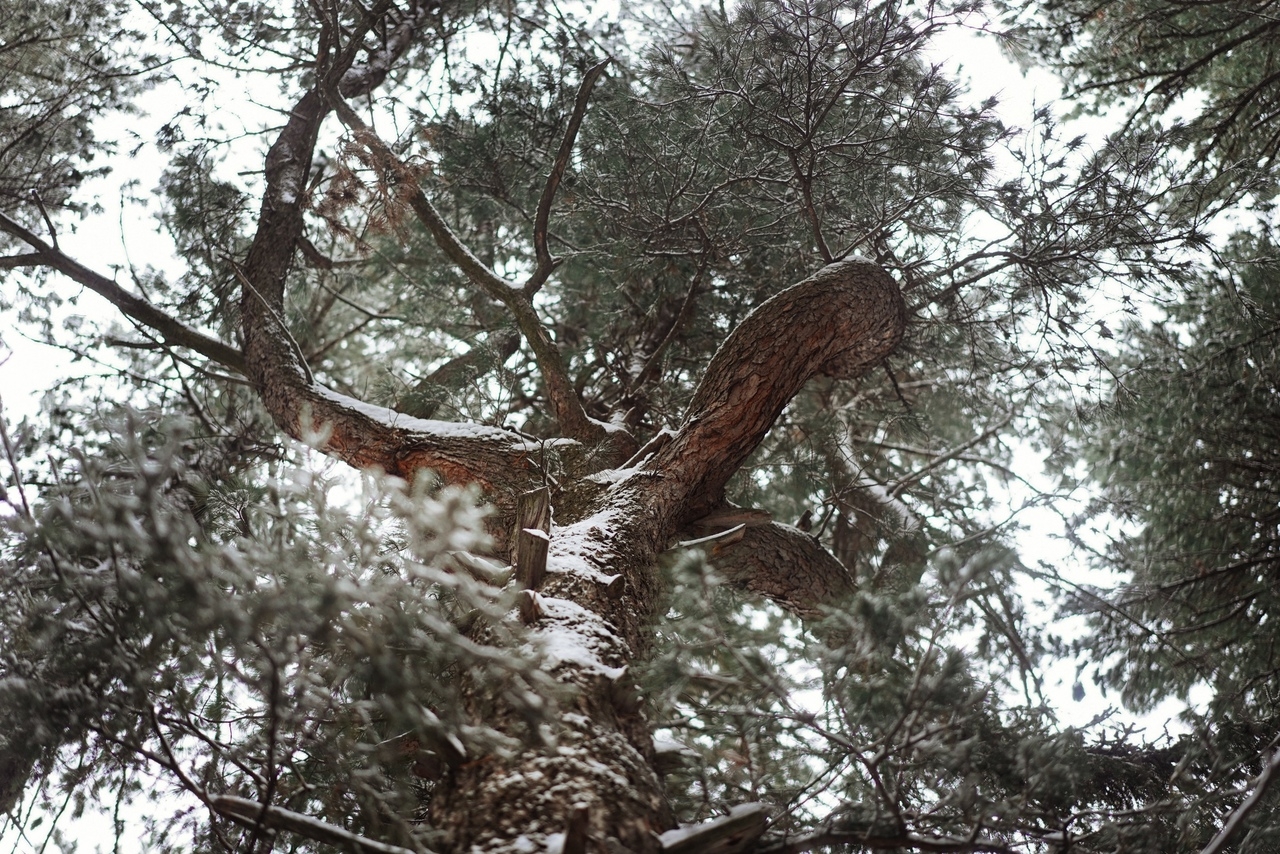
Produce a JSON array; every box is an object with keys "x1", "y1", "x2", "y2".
[
  {"x1": 1069, "y1": 234, "x2": 1280, "y2": 722},
  {"x1": 0, "y1": 414, "x2": 554, "y2": 850}
]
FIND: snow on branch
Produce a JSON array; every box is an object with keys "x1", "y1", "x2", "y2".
[{"x1": 210, "y1": 794, "x2": 430, "y2": 854}]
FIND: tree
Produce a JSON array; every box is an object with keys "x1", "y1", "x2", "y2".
[
  {"x1": 1000, "y1": 1, "x2": 1280, "y2": 196},
  {"x1": 1003, "y1": 2, "x2": 1280, "y2": 849},
  {"x1": 0, "y1": 1, "x2": 1236, "y2": 852}
]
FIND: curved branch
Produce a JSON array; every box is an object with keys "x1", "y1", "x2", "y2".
[
  {"x1": 0, "y1": 210, "x2": 247, "y2": 374},
  {"x1": 235, "y1": 16, "x2": 545, "y2": 497},
  {"x1": 525, "y1": 58, "x2": 610, "y2": 296},
  {"x1": 653, "y1": 259, "x2": 906, "y2": 520},
  {"x1": 211, "y1": 795, "x2": 429, "y2": 854}
]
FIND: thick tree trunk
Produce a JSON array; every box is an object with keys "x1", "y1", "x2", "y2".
[{"x1": 227, "y1": 14, "x2": 907, "y2": 852}]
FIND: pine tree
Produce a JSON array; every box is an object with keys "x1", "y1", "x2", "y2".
[{"x1": 0, "y1": 1, "x2": 1236, "y2": 852}]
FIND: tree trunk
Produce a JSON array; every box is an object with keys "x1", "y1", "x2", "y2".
[{"x1": 417, "y1": 261, "x2": 905, "y2": 853}]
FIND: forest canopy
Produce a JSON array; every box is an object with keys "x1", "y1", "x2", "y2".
[{"x1": 1, "y1": 1, "x2": 1278, "y2": 853}]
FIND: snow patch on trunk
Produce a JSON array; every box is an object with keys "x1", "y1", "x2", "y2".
[{"x1": 529, "y1": 596, "x2": 626, "y2": 680}]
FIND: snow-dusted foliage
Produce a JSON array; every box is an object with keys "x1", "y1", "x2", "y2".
[{"x1": 0, "y1": 415, "x2": 552, "y2": 850}]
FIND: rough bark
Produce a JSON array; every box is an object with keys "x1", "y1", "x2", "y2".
[
  {"x1": 709, "y1": 523, "x2": 857, "y2": 618},
  {"x1": 425, "y1": 262, "x2": 905, "y2": 853}
]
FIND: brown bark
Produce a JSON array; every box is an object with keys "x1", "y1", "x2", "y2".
[
  {"x1": 710, "y1": 523, "x2": 857, "y2": 618},
  {"x1": 424, "y1": 263, "x2": 905, "y2": 853},
  {"x1": 652, "y1": 259, "x2": 907, "y2": 522}
]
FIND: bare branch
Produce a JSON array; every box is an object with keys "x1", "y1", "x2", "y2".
[
  {"x1": 525, "y1": 58, "x2": 610, "y2": 296},
  {"x1": 31, "y1": 192, "x2": 59, "y2": 249},
  {"x1": 0, "y1": 252, "x2": 44, "y2": 269},
  {"x1": 0, "y1": 210, "x2": 247, "y2": 374},
  {"x1": 229, "y1": 16, "x2": 550, "y2": 503}
]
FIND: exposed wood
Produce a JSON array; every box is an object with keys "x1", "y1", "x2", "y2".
[
  {"x1": 562, "y1": 803, "x2": 590, "y2": 854},
  {"x1": 517, "y1": 487, "x2": 553, "y2": 538},
  {"x1": 514, "y1": 487, "x2": 553, "y2": 587},
  {"x1": 517, "y1": 589, "x2": 545, "y2": 624},
  {"x1": 516, "y1": 528, "x2": 550, "y2": 589}
]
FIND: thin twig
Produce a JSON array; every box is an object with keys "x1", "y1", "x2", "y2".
[
  {"x1": 1199, "y1": 748, "x2": 1280, "y2": 854},
  {"x1": 31, "y1": 192, "x2": 58, "y2": 249}
]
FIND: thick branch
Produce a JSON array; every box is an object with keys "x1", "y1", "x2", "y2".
[
  {"x1": 431, "y1": 261, "x2": 905, "y2": 853},
  {"x1": 653, "y1": 259, "x2": 906, "y2": 520},
  {"x1": 753, "y1": 825, "x2": 1012, "y2": 854},
  {"x1": 705, "y1": 522, "x2": 856, "y2": 618},
  {"x1": 335, "y1": 0, "x2": 429, "y2": 99},
  {"x1": 0, "y1": 210, "x2": 247, "y2": 374},
  {"x1": 235, "y1": 22, "x2": 543, "y2": 498}
]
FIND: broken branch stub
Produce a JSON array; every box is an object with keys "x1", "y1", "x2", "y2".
[{"x1": 515, "y1": 529, "x2": 550, "y2": 590}]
